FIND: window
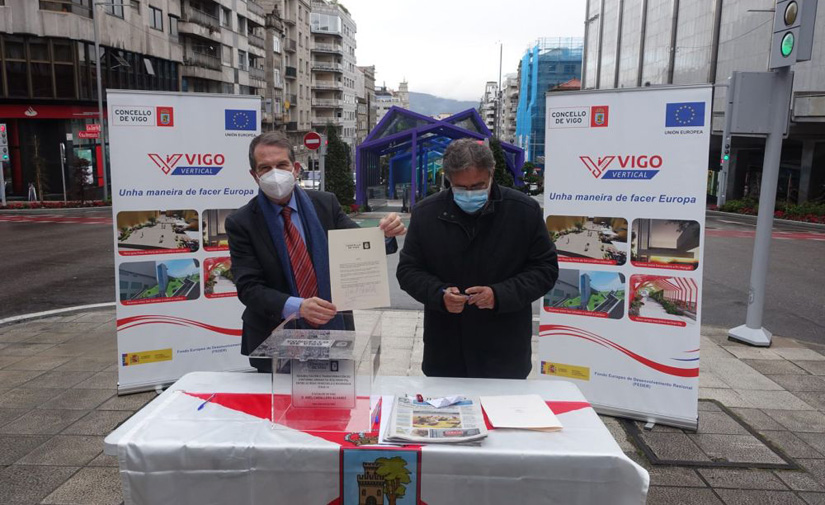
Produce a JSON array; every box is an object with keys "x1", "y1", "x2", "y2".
[
  {"x1": 220, "y1": 7, "x2": 232, "y2": 28},
  {"x1": 105, "y1": 0, "x2": 124, "y2": 18},
  {"x1": 237, "y1": 15, "x2": 247, "y2": 33},
  {"x1": 222, "y1": 82, "x2": 234, "y2": 94},
  {"x1": 149, "y1": 6, "x2": 163, "y2": 31},
  {"x1": 169, "y1": 15, "x2": 179, "y2": 38},
  {"x1": 221, "y1": 44, "x2": 232, "y2": 65},
  {"x1": 272, "y1": 37, "x2": 281, "y2": 53},
  {"x1": 39, "y1": 0, "x2": 92, "y2": 18},
  {"x1": 238, "y1": 50, "x2": 248, "y2": 70}
]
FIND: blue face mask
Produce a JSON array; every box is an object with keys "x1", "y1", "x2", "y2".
[{"x1": 452, "y1": 187, "x2": 489, "y2": 214}]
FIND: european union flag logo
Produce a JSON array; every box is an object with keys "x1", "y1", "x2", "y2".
[
  {"x1": 225, "y1": 109, "x2": 257, "y2": 131},
  {"x1": 665, "y1": 102, "x2": 705, "y2": 127}
]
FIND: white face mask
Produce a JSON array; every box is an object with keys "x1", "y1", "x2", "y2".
[{"x1": 258, "y1": 169, "x2": 295, "y2": 201}]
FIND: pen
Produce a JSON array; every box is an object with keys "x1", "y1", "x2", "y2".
[{"x1": 197, "y1": 393, "x2": 216, "y2": 411}]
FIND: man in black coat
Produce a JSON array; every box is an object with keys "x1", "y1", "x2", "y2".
[
  {"x1": 226, "y1": 132, "x2": 405, "y2": 372},
  {"x1": 397, "y1": 138, "x2": 558, "y2": 379}
]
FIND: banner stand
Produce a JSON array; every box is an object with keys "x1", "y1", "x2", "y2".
[
  {"x1": 109, "y1": 91, "x2": 261, "y2": 394},
  {"x1": 539, "y1": 85, "x2": 711, "y2": 430}
]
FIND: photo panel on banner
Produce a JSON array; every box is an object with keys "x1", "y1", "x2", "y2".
[
  {"x1": 109, "y1": 91, "x2": 260, "y2": 393},
  {"x1": 539, "y1": 87, "x2": 710, "y2": 429}
]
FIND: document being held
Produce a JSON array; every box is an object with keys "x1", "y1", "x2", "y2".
[
  {"x1": 384, "y1": 395, "x2": 488, "y2": 444},
  {"x1": 328, "y1": 228, "x2": 391, "y2": 311}
]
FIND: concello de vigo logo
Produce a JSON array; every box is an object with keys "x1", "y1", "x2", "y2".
[
  {"x1": 579, "y1": 154, "x2": 663, "y2": 180},
  {"x1": 148, "y1": 153, "x2": 226, "y2": 176}
]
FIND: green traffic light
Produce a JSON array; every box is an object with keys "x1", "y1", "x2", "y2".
[
  {"x1": 723, "y1": 155, "x2": 730, "y2": 161},
  {"x1": 781, "y1": 32, "x2": 795, "y2": 57}
]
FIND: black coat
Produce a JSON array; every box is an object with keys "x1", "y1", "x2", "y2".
[
  {"x1": 226, "y1": 189, "x2": 397, "y2": 362},
  {"x1": 397, "y1": 183, "x2": 558, "y2": 379}
]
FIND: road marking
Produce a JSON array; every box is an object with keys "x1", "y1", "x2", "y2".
[
  {"x1": 717, "y1": 219, "x2": 755, "y2": 227},
  {"x1": 0, "y1": 215, "x2": 112, "y2": 225},
  {"x1": 0, "y1": 302, "x2": 116, "y2": 326},
  {"x1": 706, "y1": 229, "x2": 825, "y2": 241}
]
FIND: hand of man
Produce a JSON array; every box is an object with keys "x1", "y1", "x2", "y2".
[
  {"x1": 466, "y1": 286, "x2": 495, "y2": 310},
  {"x1": 443, "y1": 286, "x2": 468, "y2": 314},
  {"x1": 379, "y1": 212, "x2": 406, "y2": 238},
  {"x1": 299, "y1": 297, "x2": 338, "y2": 326}
]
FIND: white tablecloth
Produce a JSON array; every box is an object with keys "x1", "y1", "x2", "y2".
[{"x1": 105, "y1": 372, "x2": 648, "y2": 505}]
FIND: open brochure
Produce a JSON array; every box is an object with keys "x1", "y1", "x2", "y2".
[{"x1": 384, "y1": 395, "x2": 488, "y2": 444}]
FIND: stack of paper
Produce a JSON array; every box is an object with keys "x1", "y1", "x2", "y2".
[{"x1": 480, "y1": 394, "x2": 563, "y2": 432}]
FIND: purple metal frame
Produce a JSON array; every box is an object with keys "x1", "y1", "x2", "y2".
[{"x1": 357, "y1": 107, "x2": 525, "y2": 208}]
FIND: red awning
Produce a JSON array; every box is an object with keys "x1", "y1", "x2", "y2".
[{"x1": 0, "y1": 104, "x2": 106, "y2": 119}]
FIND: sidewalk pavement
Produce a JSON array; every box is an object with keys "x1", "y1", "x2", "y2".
[{"x1": 3, "y1": 309, "x2": 825, "y2": 504}]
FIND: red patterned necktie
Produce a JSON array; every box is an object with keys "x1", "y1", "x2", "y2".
[{"x1": 281, "y1": 206, "x2": 319, "y2": 299}]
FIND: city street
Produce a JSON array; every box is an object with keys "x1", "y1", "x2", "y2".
[{"x1": 1, "y1": 208, "x2": 823, "y2": 346}]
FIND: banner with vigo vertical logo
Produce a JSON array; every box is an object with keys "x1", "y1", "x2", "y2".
[
  {"x1": 109, "y1": 91, "x2": 260, "y2": 393},
  {"x1": 540, "y1": 86, "x2": 711, "y2": 429}
]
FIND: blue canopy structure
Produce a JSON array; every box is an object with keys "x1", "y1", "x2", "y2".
[{"x1": 356, "y1": 107, "x2": 525, "y2": 210}]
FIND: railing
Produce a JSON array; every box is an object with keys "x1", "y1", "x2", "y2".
[
  {"x1": 273, "y1": 78, "x2": 283, "y2": 89},
  {"x1": 286, "y1": 121, "x2": 298, "y2": 131},
  {"x1": 247, "y1": 0, "x2": 265, "y2": 19},
  {"x1": 39, "y1": 0, "x2": 92, "y2": 18},
  {"x1": 285, "y1": 39, "x2": 297, "y2": 52},
  {"x1": 249, "y1": 67, "x2": 265, "y2": 81},
  {"x1": 184, "y1": 6, "x2": 220, "y2": 31},
  {"x1": 312, "y1": 99, "x2": 343, "y2": 107},
  {"x1": 285, "y1": 66, "x2": 297, "y2": 78},
  {"x1": 312, "y1": 43, "x2": 344, "y2": 54},
  {"x1": 248, "y1": 33, "x2": 265, "y2": 49},
  {"x1": 311, "y1": 61, "x2": 343, "y2": 72},
  {"x1": 312, "y1": 116, "x2": 343, "y2": 126},
  {"x1": 185, "y1": 51, "x2": 221, "y2": 71},
  {"x1": 288, "y1": 94, "x2": 298, "y2": 105},
  {"x1": 312, "y1": 81, "x2": 343, "y2": 90}
]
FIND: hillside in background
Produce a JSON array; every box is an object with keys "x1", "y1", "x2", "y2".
[{"x1": 408, "y1": 91, "x2": 479, "y2": 117}]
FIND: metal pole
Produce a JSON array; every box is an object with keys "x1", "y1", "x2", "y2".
[
  {"x1": 729, "y1": 67, "x2": 794, "y2": 347},
  {"x1": 59, "y1": 143, "x2": 67, "y2": 202},
  {"x1": 319, "y1": 135, "x2": 326, "y2": 192},
  {"x1": 0, "y1": 162, "x2": 6, "y2": 207},
  {"x1": 718, "y1": 78, "x2": 734, "y2": 207},
  {"x1": 92, "y1": 5, "x2": 109, "y2": 202},
  {"x1": 497, "y1": 42, "x2": 502, "y2": 138}
]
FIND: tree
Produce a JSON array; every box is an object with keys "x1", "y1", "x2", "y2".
[
  {"x1": 31, "y1": 134, "x2": 48, "y2": 201},
  {"x1": 72, "y1": 156, "x2": 93, "y2": 203},
  {"x1": 521, "y1": 161, "x2": 542, "y2": 195},
  {"x1": 489, "y1": 137, "x2": 514, "y2": 188},
  {"x1": 323, "y1": 123, "x2": 355, "y2": 208},
  {"x1": 375, "y1": 456, "x2": 411, "y2": 505}
]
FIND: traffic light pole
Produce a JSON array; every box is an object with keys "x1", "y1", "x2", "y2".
[{"x1": 729, "y1": 66, "x2": 794, "y2": 347}]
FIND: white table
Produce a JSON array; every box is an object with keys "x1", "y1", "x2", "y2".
[{"x1": 105, "y1": 372, "x2": 648, "y2": 505}]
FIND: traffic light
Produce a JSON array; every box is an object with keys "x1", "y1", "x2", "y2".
[
  {"x1": 770, "y1": 0, "x2": 818, "y2": 69},
  {"x1": 0, "y1": 123, "x2": 8, "y2": 162}
]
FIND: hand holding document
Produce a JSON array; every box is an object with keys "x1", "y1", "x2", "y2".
[
  {"x1": 480, "y1": 394, "x2": 563, "y2": 432},
  {"x1": 328, "y1": 228, "x2": 391, "y2": 311}
]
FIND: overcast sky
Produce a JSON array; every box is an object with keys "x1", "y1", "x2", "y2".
[{"x1": 340, "y1": 0, "x2": 586, "y2": 102}]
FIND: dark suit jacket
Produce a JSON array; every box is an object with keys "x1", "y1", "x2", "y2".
[{"x1": 226, "y1": 189, "x2": 397, "y2": 357}]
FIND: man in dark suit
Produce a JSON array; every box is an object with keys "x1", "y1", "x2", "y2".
[{"x1": 226, "y1": 131, "x2": 405, "y2": 372}]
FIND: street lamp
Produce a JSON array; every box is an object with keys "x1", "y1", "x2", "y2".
[{"x1": 91, "y1": 1, "x2": 136, "y2": 202}]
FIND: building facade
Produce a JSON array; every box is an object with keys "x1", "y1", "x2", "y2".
[
  {"x1": 357, "y1": 65, "x2": 377, "y2": 136},
  {"x1": 374, "y1": 80, "x2": 408, "y2": 124},
  {"x1": 0, "y1": 0, "x2": 184, "y2": 199},
  {"x1": 515, "y1": 37, "x2": 583, "y2": 167},
  {"x1": 310, "y1": 0, "x2": 357, "y2": 154},
  {"x1": 480, "y1": 80, "x2": 498, "y2": 134},
  {"x1": 501, "y1": 73, "x2": 519, "y2": 144},
  {"x1": 581, "y1": 0, "x2": 825, "y2": 204}
]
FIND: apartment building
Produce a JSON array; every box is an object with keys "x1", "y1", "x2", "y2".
[
  {"x1": 0, "y1": 0, "x2": 184, "y2": 199},
  {"x1": 310, "y1": 0, "x2": 357, "y2": 153},
  {"x1": 374, "y1": 80, "x2": 408, "y2": 124},
  {"x1": 357, "y1": 65, "x2": 377, "y2": 136},
  {"x1": 500, "y1": 73, "x2": 519, "y2": 144},
  {"x1": 480, "y1": 81, "x2": 498, "y2": 134}
]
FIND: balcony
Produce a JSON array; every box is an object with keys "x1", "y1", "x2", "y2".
[
  {"x1": 311, "y1": 61, "x2": 343, "y2": 73},
  {"x1": 312, "y1": 43, "x2": 344, "y2": 55},
  {"x1": 312, "y1": 98, "x2": 343, "y2": 108},
  {"x1": 312, "y1": 116, "x2": 344, "y2": 127},
  {"x1": 185, "y1": 51, "x2": 221, "y2": 71},
  {"x1": 249, "y1": 67, "x2": 266, "y2": 82},
  {"x1": 285, "y1": 66, "x2": 297, "y2": 79},
  {"x1": 288, "y1": 94, "x2": 298, "y2": 105},
  {"x1": 285, "y1": 39, "x2": 297, "y2": 53},
  {"x1": 286, "y1": 121, "x2": 298, "y2": 131},
  {"x1": 182, "y1": 6, "x2": 220, "y2": 32},
  {"x1": 312, "y1": 81, "x2": 343, "y2": 90},
  {"x1": 248, "y1": 33, "x2": 265, "y2": 50},
  {"x1": 273, "y1": 78, "x2": 283, "y2": 89}
]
